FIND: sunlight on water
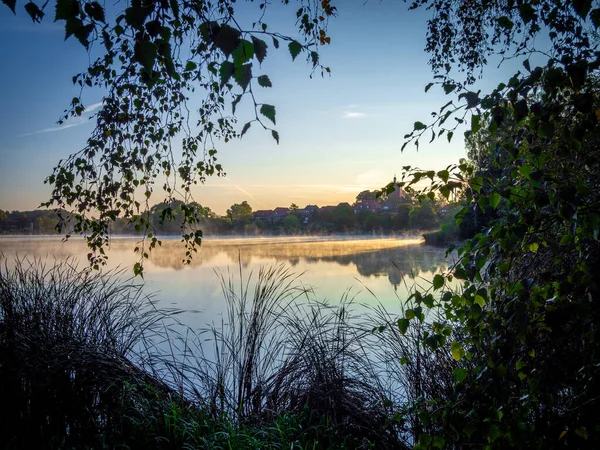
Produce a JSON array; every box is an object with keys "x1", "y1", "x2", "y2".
[{"x1": 0, "y1": 236, "x2": 454, "y2": 329}]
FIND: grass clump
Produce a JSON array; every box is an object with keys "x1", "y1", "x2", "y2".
[
  {"x1": 0, "y1": 258, "x2": 186, "y2": 448},
  {"x1": 0, "y1": 258, "x2": 430, "y2": 449}
]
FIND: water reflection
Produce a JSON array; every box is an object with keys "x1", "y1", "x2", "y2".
[
  {"x1": 0, "y1": 236, "x2": 448, "y2": 289},
  {"x1": 0, "y1": 236, "x2": 453, "y2": 323}
]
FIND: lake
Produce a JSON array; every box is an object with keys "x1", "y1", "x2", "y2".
[{"x1": 0, "y1": 236, "x2": 453, "y2": 329}]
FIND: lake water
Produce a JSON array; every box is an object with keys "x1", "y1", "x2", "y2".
[{"x1": 0, "y1": 236, "x2": 453, "y2": 328}]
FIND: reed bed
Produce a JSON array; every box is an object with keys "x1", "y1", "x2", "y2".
[{"x1": 0, "y1": 257, "x2": 458, "y2": 449}]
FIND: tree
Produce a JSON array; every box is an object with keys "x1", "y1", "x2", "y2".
[
  {"x1": 34, "y1": 216, "x2": 59, "y2": 234},
  {"x1": 3, "y1": 0, "x2": 336, "y2": 271},
  {"x1": 0, "y1": 210, "x2": 7, "y2": 222},
  {"x1": 355, "y1": 190, "x2": 376, "y2": 202},
  {"x1": 394, "y1": 204, "x2": 411, "y2": 230},
  {"x1": 332, "y1": 203, "x2": 354, "y2": 231},
  {"x1": 393, "y1": 1, "x2": 600, "y2": 447},
  {"x1": 283, "y1": 214, "x2": 300, "y2": 233},
  {"x1": 409, "y1": 199, "x2": 437, "y2": 230},
  {"x1": 227, "y1": 201, "x2": 252, "y2": 223}
]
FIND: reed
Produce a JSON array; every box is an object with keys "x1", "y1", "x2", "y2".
[
  {"x1": 0, "y1": 256, "x2": 456, "y2": 448},
  {"x1": 0, "y1": 257, "x2": 183, "y2": 448}
]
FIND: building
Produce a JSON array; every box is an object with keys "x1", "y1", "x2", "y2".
[
  {"x1": 382, "y1": 176, "x2": 412, "y2": 211},
  {"x1": 353, "y1": 199, "x2": 381, "y2": 214}
]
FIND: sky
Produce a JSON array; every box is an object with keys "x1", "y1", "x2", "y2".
[{"x1": 0, "y1": 0, "x2": 514, "y2": 216}]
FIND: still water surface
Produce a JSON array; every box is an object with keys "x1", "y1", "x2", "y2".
[{"x1": 0, "y1": 236, "x2": 452, "y2": 327}]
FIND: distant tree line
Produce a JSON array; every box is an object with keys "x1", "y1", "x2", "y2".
[
  {"x1": 0, "y1": 209, "x2": 63, "y2": 235},
  {"x1": 2, "y1": 186, "x2": 479, "y2": 238}
]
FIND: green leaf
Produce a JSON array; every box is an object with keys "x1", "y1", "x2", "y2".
[
  {"x1": 2, "y1": 0, "x2": 16, "y2": 14},
  {"x1": 310, "y1": 51, "x2": 319, "y2": 67},
  {"x1": 55, "y1": 0, "x2": 78, "y2": 21},
  {"x1": 519, "y1": 163, "x2": 532, "y2": 178},
  {"x1": 124, "y1": 5, "x2": 145, "y2": 29},
  {"x1": 516, "y1": 359, "x2": 525, "y2": 370},
  {"x1": 260, "y1": 104, "x2": 276, "y2": 125},
  {"x1": 443, "y1": 82, "x2": 456, "y2": 94},
  {"x1": 423, "y1": 294, "x2": 435, "y2": 308},
  {"x1": 414, "y1": 121, "x2": 426, "y2": 131},
  {"x1": 257, "y1": 75, "x2": 272, "y2": 88},
  {"x1": 437, "y1": 169, "x2": 449, "y2": 183},
  {"x1": 518, "y1": 3, "x2": 535, "y2": 23},
  {"x1": 133, "y1": 262, "x2": 144, "y2": 277},
  {"x1": 451, "y1": 341, "x2": 465, "y2": 361},
  {"x1": 199, "y1": 20, "x2": 218, "y2": 42},
  {"x1": 288, "y1": 40, "x2": 302, "y2": 61},
  {"x1": 134, "y1": 39, "x2": 157, "y2": 73},
  {"x1": 471, "y1": 176, "x2": 483, "y2": 193},
  {"x1": 25, "y1": 1, "x2": 44, "y2": 22},
  {"x1": 489, "y1": 192, "x2": 501, "y2": 209},
  {"x1": 231, "y1": 94, "x2": 242, "y2": 115},
  {"x1": 497, "y1": 15, "x2": 514, "y2": 29},
  {"x1": 240, "y1": 121, "x2": 251, "y2": 137},
  {"x1": 433, "y1": 274, "x2": 444, "y2": 290},
  {"x1": 397, "y1": 318, "x2": 409, "y2": 335},
  {"x1": 84, "y1": 1, "x2": 104, "y2": 22},
  {"x1": 572, "y1": 0, "x2": 592, "y2": 19},
  {"x1": 433, "y1": 437, "x2": 446, "y2": 449},
  {"x1": 425, "y1": 82, "x2": 434, "y2": 92},
  {"x1": 271, "y1": 129, "x2": 279, "y2": 144},
  {"x1": 251, "y1": 36, "x2": 268, "y2": 64},
  {"x1": 488, "y1": 425, "x2": 500, "y2": 442},
  {"x1": 219, "y1": 60, "x2": 235, "y2": 86},
  {"x1": 214, "y1": 24, "x2": 241, "y2": 56},
  {"x1": 513, "y1": 99, "x2": 528, "y2": 121},
  {"x1": 454, "y1": 367, "x2": 468, "y2": 383},
  {"x1": 233, "y1": 63, "x2": 252, "y2": 91},
  {"x1": 539, "y1": 121, "x2": 555, "y2": 138},
  {"x1": 591, "y1": 8, "x2": 600, "y2": 27},
  {"x1": 474, "y1": 295, "x2": 485, "y2": 308},
  {"x1": 478, "y1": 196, "x2": 489, "y2": 211},
  {"x1": 232, "y1": 39, "x2": 254, "y2": 65},
  {"x1": 272, "y1": 36, "x2": 279, "y2": 48},
  {"x1": 185, "y1": 61, "x2": 197, "y2": 71}
]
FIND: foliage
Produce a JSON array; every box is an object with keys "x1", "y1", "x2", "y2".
[
  {"x1": 227, "y1": 200, "x2": 253, "y2": 223},
  {"x1": 356, "y1": 189, "x2": 377, "y2": 202},
  {"x1": 0, "y1": 209, "x2": 65, "y2": 234},
  {"x1": 331, "y1": 202, "x2": 355, "y2": 231},
  {"x1": 392, "y1": 0, "x2": 600, "y2": 447},
  {"x1": 3, "y1": 0, "x2": 336, "y2": 271},
  {"x1": 283, "y1": 213, "x2": 300, "y2": 233},
  {"x1": 408, "y1": 199, "x2": 438, "y2": 230}
]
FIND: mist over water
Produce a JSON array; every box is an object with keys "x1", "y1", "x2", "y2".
[{"x1": 0, "y1": 236, "x2": 453, "y2": 327}]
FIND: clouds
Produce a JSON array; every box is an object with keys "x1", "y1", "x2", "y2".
[
  {"x1": 355, "y1": 169, "x2": 387, "y2": 186},
  {"x1": 84, "y1": 101, "x2": 104, "y2": 113},
  {"x1": 342, "y1": 111, "x2": 367, "y2": 118},
  {"x1": 17, "y1": 101, "x2": 104, "y2": 137}
]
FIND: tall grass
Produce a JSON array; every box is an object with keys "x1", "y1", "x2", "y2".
[
  {"x1": 176, "y1": 263, "x2": 409, "y2": 448},
  {"x1": 0, "y1": 256, "x2": 458, "y2": 449},
  {"x1": 0, "y1": 257, "x2": 184, "y2": 448}
]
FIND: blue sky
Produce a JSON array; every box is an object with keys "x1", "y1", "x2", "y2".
[{"x1": 0, "y1": 0, "x2": 513, "y2": 215}]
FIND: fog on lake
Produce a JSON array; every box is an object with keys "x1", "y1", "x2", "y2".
[{"x1": 0, "y1": 236, "x2": 453, "y2": 327}]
